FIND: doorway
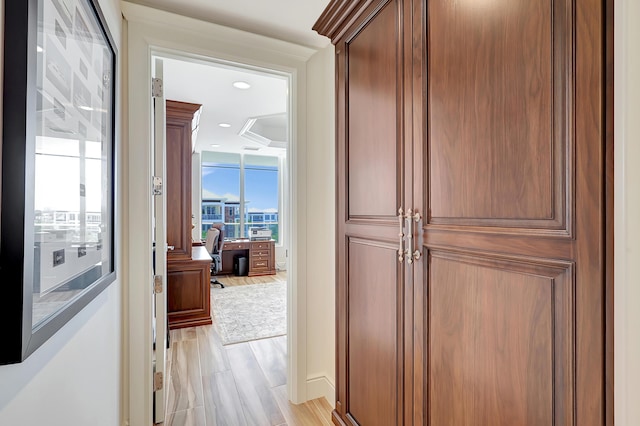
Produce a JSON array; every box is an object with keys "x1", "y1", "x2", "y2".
[
  {"x1": 159, "y1": 55, "x2": 292, "y2": 423},
  {"x1": 125, "y1": 6, "x2": 320, "y2": 423}
]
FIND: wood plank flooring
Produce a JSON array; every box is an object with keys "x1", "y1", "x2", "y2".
[
  {"x1": 164, "y1": 272, "x2": 333, "y2": 426},
  {"x1": 214, "y1": 271, "x2": 289, "y2": 287}
]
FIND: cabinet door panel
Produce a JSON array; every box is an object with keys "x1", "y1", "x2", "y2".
[
  {"x1": 334, "y1": 1, "x2": 406, "y2": 424},
  {"x1": 428, "y1": 252, "x2": 573, "y2": 426},
  {"x1": 167, "y1": 259, "x2": 212, "y2": 329},
  {"x1": 428, "y1": 0, "x2": 570, "y2": 231},
  {"x1": 419, "y1": 0, "x2": 611, "y2": 424},
  {"x1": 347, "y1": 1, "x2": 399, "y2": 219},
  {"x1": 347, "y1": 240, "x2": 399, "y2": 426}
]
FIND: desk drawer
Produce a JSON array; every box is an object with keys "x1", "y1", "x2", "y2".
[
  {"x1": 251, "y1": 255, "x2": 270, "y2": 264},
  {"x1": 251, "y1": 241, "x2": 273, "y2": 250},
  {"x1": 251, "y1": 258, "x2": 270, "y2": 270},
  {"x1": 250, "y1": 250, "x2": 271, "y2": 258},
  {"x1": 224, "y1": 242, "x2": 249, "y2": 250}
]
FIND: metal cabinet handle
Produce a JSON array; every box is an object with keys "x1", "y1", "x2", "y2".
[
  {"x1": 398, "y1": 207, "x2": 422, "y2": 265},
  {"x1": 405, "y1": 209, "x2": 421, "y2": 264},
  {"x1": 398, "y1": 207, "x2": 405, "y2": 263}
]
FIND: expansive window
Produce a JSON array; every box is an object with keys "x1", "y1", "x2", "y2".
[
  {"x1": 201, "y1": 152, "x2": 280, "y2": 243},
  {"x1": 244, "y1": 155, "x2": 279, "y2": 241}
]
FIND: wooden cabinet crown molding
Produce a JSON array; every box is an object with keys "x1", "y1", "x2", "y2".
[
  {"x1": 313, "y1": 0, "x2": 377, "y2": 43},
  {"x1": 166, "y1": 100, "x2": 202, "y2": 117},
  {"x1": 166, "y1": 100, "x2": 202, "y2": 151}
]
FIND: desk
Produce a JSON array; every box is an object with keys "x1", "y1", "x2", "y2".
[{"x1": 221, "y1": 239, "x2": 276, "y2": 276}]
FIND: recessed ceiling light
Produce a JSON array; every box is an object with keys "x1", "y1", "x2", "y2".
[
  {"x1": 37, "y1": 45, "x2": 43, "y2": 53},
  {"x1": 210, "y1": 144, "x2": 220, "y2": 148},
  {"x1": 218, "y1": 123, "x2": 231, "y2": 128},
  {"x1": 243, "y1": 146, "x2": 260, "y2": 151},
  {"x1": 233, "y1": 81, "x2": 251, "y2": 90}
]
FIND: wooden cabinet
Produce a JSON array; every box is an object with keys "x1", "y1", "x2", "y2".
[
  {"x1": 314, "y1": 1, "x2": 612, "y2": 425},
  {"x1": 166, "y1": 100, "x2": 201, "y2": 261},
  {"x1": 165, "y1": 100, "x2": 210, "y2": 329},
  {"x1": 167, "y1": 246, "x2": 212, "y2": 329}
]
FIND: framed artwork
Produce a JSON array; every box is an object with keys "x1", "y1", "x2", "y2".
[{"x1": 1, "y1": 0, "x2": 117, "y2": 364}]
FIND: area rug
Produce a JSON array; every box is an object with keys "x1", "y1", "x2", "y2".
[{"x1": 211, "y1": 281, "x2": 287, "y2": 345}]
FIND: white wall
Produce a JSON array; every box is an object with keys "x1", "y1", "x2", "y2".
[
  {"x1": 305, "y1": 44, "x2": 336, "y2": 402},
  {"x1": 0, "y1": 0, "x2": 123, "y2": 425},
  {"x1": 615, "y1": 0, "x2": 640, "y2": 424}
]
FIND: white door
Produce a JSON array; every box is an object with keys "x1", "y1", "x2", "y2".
[{"x1": 152, "y1": 57, "x2": 168, "y2": 424}]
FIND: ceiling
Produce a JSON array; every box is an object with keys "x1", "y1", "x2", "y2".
[
  {"x1": 127, "y1": 0, "x2": 332, "y2": 49},
  {"x1": 163, "y1": 58, "x2": 290, "y2": 157},
  {"x1": 140, "y1": 0, "x2": 332, "y2": 157}
]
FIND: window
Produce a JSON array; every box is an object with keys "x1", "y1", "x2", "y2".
[
  {"x1": 244, "y1": 154, "x2": 279, "y2": 242},
  {"x1": 201, "y1": 152, "x2": 241, "y2": 239},
  {"x1": 201, "y1": 152, "x2": 281, "y2": 243}
]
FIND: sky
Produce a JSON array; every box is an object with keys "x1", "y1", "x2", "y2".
[{"x1": 202, "y1": 165, "x2": 278, "y2": 212}]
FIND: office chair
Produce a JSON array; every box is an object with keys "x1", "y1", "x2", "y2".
[{"x1": 205, "y1": 224, "x2": 225, "y2": 288}]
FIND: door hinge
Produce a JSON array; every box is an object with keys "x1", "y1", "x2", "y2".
[
  {"x1": 153, "y1": 176, "x2": 163, "y2": 195},
  {"x1": 152, "y1": 78, "x2": 163, "y2": 98},
  {"x1": 153, "y1": 371, "x2": 163, "y2": 392},
  {"x1": 153, "y1": 275, "x2": 163, "y2": 294}
]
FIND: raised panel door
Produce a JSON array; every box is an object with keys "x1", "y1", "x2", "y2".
[
  {"x1": 334, "y1": 1, "x2": 406, "y2": 424},
  {"x1": 416, "y1": 0, "x2": 612, "y2": 424},
  {"x1": 428, "y1": 253, "x2": 574, "y2": 425},
  {"x1": 167, "y1": 256, "x2": 212, "y2": 329},
  {"x1": 347, "y1": 1, "x2": 399, "y2": 219},
  {"x1": 347, "y1": 240, "x2": 399, "y2": 426}
]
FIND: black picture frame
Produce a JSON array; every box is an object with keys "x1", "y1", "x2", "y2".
[{"x1": 1, "y1": 0, "x2": 117, "y2": 365}]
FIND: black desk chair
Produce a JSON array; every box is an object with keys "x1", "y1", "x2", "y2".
[{"x1": 205, "y1": 224, "x2": 225, "y2": 288}]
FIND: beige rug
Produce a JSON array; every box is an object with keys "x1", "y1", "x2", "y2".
[{"x1": 210, "y1": 281, "x2": 287, "y2": 345}]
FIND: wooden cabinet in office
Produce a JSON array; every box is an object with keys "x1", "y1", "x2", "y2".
[
  {"x1": 165, "y1": 100, "x2": 202, "y2": 261},
  {"x1": 167, "y1": 246, "x2": 212, "y2": 329},
  {"x1": 165, "y1": 100, "x2": 208, "y2": 330},
  {"x1": 315, "y1": 0, "x2": 613, "y2": 424}
]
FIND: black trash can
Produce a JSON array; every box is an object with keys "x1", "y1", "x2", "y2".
[{"x1": 233, "y1": 254, "x2": 248, "y2": 276}]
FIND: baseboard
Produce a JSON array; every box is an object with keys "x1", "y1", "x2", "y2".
[{"x1": 306, "y1": 375, "x2": 335, "y2": 404}]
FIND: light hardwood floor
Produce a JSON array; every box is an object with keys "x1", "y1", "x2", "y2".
[
  {"x1": 164, "y1": 272, "x2": 333, "y2": 426},
  {"x1": 213, "y1": 271, "x2": 289, "y2": 287}
]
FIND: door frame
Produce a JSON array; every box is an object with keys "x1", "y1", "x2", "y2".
[
  {"x1": 614, "y1": 0, "x2": 640, "y2": 423},
  {"x1": 124, "y1": 3, "x2": 318, "y2": 424},
  {"x1": 151, "y1": 57, "x2": 168, "y2": 424}
]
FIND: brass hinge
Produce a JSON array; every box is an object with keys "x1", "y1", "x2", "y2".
[
  {"x1": 153, "y1": 275, "x2": 163, "y2": 294},
  {"x1": 152, "y1": 78, "x2": 163, "y2": 98},
  {"x1": 153, "y1": 371, "x2": 163, "y2": 392}
]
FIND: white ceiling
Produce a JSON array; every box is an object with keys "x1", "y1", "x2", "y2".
[
  {"x1": 143, "y1": 0, "x2": 332, "y2": 158},
  {"x1": 127, "y1": 0, "x2": 332, "y2": 49},
  {"x1": 163, "y1": 58, "x2": 289, "y2": 157}
]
